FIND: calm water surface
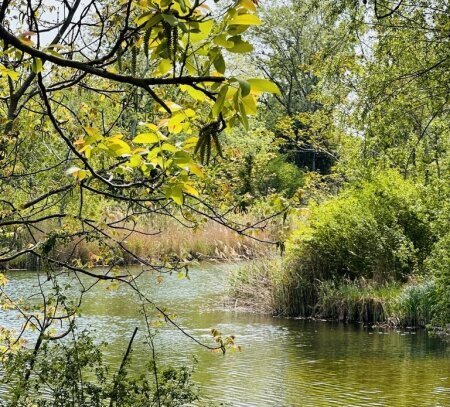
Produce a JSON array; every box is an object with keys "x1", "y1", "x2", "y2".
[{"x1": 1, "y1": 264, "x2": 449, "y2": 406}]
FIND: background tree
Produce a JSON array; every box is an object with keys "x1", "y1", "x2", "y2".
[{"x1": 0, "y1": 0, "x2": 279, "y2": 403}]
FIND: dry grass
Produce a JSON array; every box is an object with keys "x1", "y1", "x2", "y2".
[
  {"x1": 122, "y1": 221, "x2": 271, "y2": 262},
  {"x1": 3, "y1": 213, "x2": 276, "y2": 269},
  {"x1": 227, "y1": 258, "x2": 281, "y2": 313},
  {"x1": 56, "y1": 217, "x2": 275, "y2": 266}
]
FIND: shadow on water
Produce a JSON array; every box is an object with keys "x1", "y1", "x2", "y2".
[{"x1": 1, "y1": 264, "x2": 449, "y2": 406}]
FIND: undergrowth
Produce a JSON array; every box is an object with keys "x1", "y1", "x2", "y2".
[{"x1": 229, "y1": 258, "x2": 444, "y2": 328}]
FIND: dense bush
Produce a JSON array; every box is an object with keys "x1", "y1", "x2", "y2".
[
  {"x1": 229, "y1": 171, "x2": 449, "y2": 328},
  {"x1": 255, "y1": 156, "x2": 304, "y2": 198},
  {"x1": 425, "y1": 233, "x2": 450, "y2": 327},
  {"x1": 215, "y1": 126, "x2": 305, "y2": 200},
  {"x1": 287, "y1": 170, "x2": 433, "y2": 283}
]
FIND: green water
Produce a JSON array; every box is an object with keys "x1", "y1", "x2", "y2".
[{"x1": 2, "y1": 264, "x2": 449, "y2": 406}]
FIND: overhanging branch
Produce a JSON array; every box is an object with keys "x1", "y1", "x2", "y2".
[{"x1": 0, "y1": 24, "x2": 225, "y2": 91}]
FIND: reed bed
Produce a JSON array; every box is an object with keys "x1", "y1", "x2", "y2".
[
  {"x1": 4, "y1": 217, "x2": 273, "y2": 270},
  {"x1": 229, "y1": 258, "x2": 440, "y2": 327}
]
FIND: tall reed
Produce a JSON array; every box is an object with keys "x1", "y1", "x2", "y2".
[{"x1": 229, "y1": 259, "x2": 440, "y2": 327}]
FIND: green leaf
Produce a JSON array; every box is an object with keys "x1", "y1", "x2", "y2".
[
  {"x1": 228, "y1": 39, "x2": 253, "y2": 53},
  {"x1": 248, "y1": 78, "x2": 281, "y2": 95},
  {"x1": 84, "y1": 127, "x2": 103, "y2": 143},
  {"x1": 213, "y1": 52, "x2": 226, "y2": 74},
  {"x1": 189, "y1": 20, "x2": 213, "y2": 43},
  {"x1": 212, "y1": 86, "x2": 228, "y2": 117},
  {"x1": 242, "y1": 94, "x2": 257, "y2": 115},
  {"x1": 106, "y1": 139, "x2": 131, "y2": 156},
  {"x1": 31, "y1": 58, "x2": 43, "y2": 73},
  {"x1": 167, "y1": 185, "x2": 183, "y2": 205},
  {"x1": 173, "y1": 151, "x2": 193, "y2": 166},
  {"x1": 238, "y1": 79, "x2": 251, "y2": 97},
  {"x1": 180, "y1": 85, "x2": 206, "y2": 102},
  {"x1": 158, "y1": 59, "x2": 172, "y2": 75},
  {"x1": 228, "y1": 14, "x2": 262, "y2": 26},
  {"x1": 213, "y1": 35, "x2": 234, "y2": 49},
  {"x1": 238, "y1": 100, "x2": 249, "y2": 130},
  {"x1": 162, "y1": 14, "x2": 178, "y2": 27},
  {"x1": 136, "y1": 12, "x2": 162, "y2": 27},
  {"x1": 144, "y1": 13, "x2": 163, "y2": 28},
  {"x1": 0, "y1": 65, "x2": 19, "y2": 80},
  {"x1": 128, "y1": 154, "x2": 143, "y2": 168},
  {"x1": 160, "y1": 143, "x2": 178, "y2": 152},
  {"x1": 45, "y1": 49, "x2": 61, "y2": 58},
  {"x1": 182, "y1": 183, "x2": 199, "y2": 197}
]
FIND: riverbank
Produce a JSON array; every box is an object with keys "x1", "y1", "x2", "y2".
[
  {"x1": 227, "y1": 258, "x2": 449, "y2": 336},
  {"x1": 225, "y1": 172, "x2": 450, "y2": 335}
]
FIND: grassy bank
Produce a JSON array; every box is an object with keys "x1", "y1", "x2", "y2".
[{"x1": 228, "y1": 258, "x2": 442, "y2": 328}]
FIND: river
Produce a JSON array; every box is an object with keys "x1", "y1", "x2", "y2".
[{"x1": 1, "y1": 263, "x2": 449, "y2": 406}]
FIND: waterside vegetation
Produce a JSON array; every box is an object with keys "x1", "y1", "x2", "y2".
[{"x1": 0, "y1": 0, "x2": 449, "y2": 404}]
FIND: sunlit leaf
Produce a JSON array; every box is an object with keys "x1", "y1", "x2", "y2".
[
  {"x1": 228, "y1": 14, "x2": 262, "y2": 26},
  {"x1": 133, "y1": 132, "x2": 166, "y2": 143},
  {"x1": 248, "y1": 78, "x2": 281, "y2": 95}
]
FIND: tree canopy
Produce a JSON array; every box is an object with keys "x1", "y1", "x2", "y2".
[{"x1": 0, "y1": 0, "x2": 449, "y2": 404}]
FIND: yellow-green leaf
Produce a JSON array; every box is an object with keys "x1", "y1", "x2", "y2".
[
  {"x1": 133, "y1": 132, "x2": 166, "y2": 143},
  {"x1": 158, "y1": 59, "x2": 172, "y2": 75},
  {"x1": 248, "y1": 78, "x2": 281, "y2": 95},
  {"x1": 213, "y1": 52, "x2": 226, "y2": 74},
  {"x1": 228, "y1": 14, "x2": 262, "y2": 26},
  {"x1": 214, "y1": 35, "x2": 234, "y2": 49},
  {"x1": 31, "y1": 58, "x2": 43, "y2": 73},
  {"x1": 239, "y1": 0, "x2": 257, "y2": 12},
  {"x1": 238, "y1": 79, "x2": 251, "y2": 97},
  {"x1": 189, "y1": 20, "x2": 213, "y2": 43},
  {"x1": 182, "y1": 183, "x2": 199, "y2": 196},
  {"x1": 180, "y1": 85, "x2": 206, "y2": 102},
  {"x1": 162, "y1": 14, "x2": 178, "y2": 27},
  {"x1": 166, "y1": 185, "x2": 184, "y2": 205},
  {"x1": 228, "y1": 39, "x2": 253, "y2": 53},
  {"x1": 212, "y1": 86, "x2": 228, "y2": 117},
  {"x1": 106, "y1": 139, "x2": 131, "y2": 156},
  {"x1": 242, "y1": 94, "x2": 257, "y2": 115}
]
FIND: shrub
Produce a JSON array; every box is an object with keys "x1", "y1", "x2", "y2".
[
  {"x1": 287, "y1": 170, "x2": 433, "y2": 284},
  {"x1": 425, "y1": 233, "x2": 450, "y2": 327},
  {"x1": 229, "y1": 170, "x2": 447, "y2": 327},
  {"x1": 1, "y1": 331, "x2": 199, "y2": 407},
  {"x1": 394, "y1": 279, "x2": 436, "y2": 327},
  {"x1": 255, "y1": 156, "x2": 304, "y2": 198}
]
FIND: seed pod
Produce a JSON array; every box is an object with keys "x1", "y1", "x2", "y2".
[
  {"x1": 212, "y1": 131, "x2": 223, "y2": 158},
  {"x1": 205, "y1": 134, "x2": 212, "y2": 165},
  {"x1": 195, "y1": 119, "x2": 224, "y2": 164},
  {"x1": 172, "y1": 26, "x2": 178, "y2": 63},
  {"x1": 144, "y1": 26, "x2": 152, "y2": 61},
  {"x1": 162, "y1": 21, "x2": 172, "y2": 59}
]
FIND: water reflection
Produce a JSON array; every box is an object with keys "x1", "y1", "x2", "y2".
[{"x1": 1, "y1": 264, "x2": 449, "y2": 406}]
